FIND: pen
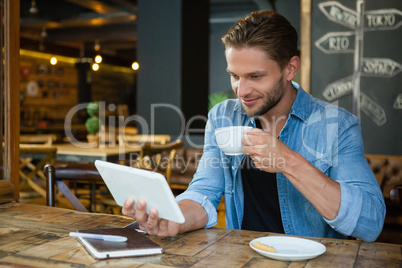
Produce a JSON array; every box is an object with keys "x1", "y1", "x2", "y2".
[{"x1": 69, "y1": 232, "x2": 127, "y2": 242}]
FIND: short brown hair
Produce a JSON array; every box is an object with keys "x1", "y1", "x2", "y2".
[{"x1": 221, "y1": 10, "x2": 298, "y2": 70}]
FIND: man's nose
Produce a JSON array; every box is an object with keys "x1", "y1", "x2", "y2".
[{"x1": 236, "y1": 78, "x2": 252, "y2": 97}]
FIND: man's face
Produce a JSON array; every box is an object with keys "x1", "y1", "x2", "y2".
[{"x1": 225, "y1": 47, "x2": 286, "y2": 117}]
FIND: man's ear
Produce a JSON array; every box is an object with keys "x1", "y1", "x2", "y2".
[{"x1": 285, "y1": 56, "x2": 300, "y2": 81}]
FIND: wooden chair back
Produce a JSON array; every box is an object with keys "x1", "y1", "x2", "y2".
[
  {"x1": 19, "y1": 145, "x2": 57, "y2": 198},
  {"x1": 19, "y1": 134, "x2": 57, "y2": 198},
  {"x1": 118, "y1": 134, "x2": 171, "y2": 145},
  {"x1": 120, "y1": 126, "x2": 138, "y2": 135},
  {"x1": 97, "y1": 126, "x2": 139, "y2": 146},
  {"x1": 170, "y1": 147, "x2": 203, "y2": 191},
  {"x1": 136, "y1": 139, "x2": 184, "y2": 188},
  {"x1": 20, "y1": 134, "x2": 57, "y2": 145},
  {"x1": 44, "y1": 162, "x2": 104, "y2": 212}
]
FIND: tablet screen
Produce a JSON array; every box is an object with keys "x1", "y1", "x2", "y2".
[{"x1": 94, "y1": 160, "x2": 185, "y2": 224}]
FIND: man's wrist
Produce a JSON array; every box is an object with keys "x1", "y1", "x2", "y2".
[{"x1": 281, "y1": 150, "x2": 309, "y2": 179}]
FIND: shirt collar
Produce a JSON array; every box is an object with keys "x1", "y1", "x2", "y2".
[
  {"x1": 289, "y1": 81, "x2": 313, "y2": 123},
  {"x1": 234, "y1": 98, "x2": 244, "y2": 114}
]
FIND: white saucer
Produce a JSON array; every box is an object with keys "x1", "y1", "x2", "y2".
[{"x1": 249, "y1": 236, "x2": 326, "y2": 261}]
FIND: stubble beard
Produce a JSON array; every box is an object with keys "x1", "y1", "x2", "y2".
[{"x1": 242, "y1": 74, "x2": 285, "y2": 117}]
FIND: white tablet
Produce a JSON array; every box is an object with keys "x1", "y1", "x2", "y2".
[{"x1": 94, "y1": 160, "x2": 185, "y2": 224}]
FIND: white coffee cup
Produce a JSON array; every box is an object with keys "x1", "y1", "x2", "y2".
[{"x1": 215, "y1": 126, "x2": 252, "y2": 155}]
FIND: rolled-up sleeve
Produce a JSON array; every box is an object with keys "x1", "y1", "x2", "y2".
[
  {"x1": 176, "y1": 191, "x2": 219, "y2": 228},
  {"x1": 324, "y1": 115, "x2": 386, "y2": 242}
]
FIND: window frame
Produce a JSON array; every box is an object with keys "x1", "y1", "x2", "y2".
[{"x1": 0, "y1": 0, "x2": 20, "y2": 203}]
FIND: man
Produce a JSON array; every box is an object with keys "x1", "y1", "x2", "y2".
[{"x1": 123, "y1": 10, "x2": 385, "y2": 242}]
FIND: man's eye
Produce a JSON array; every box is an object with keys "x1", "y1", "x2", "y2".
[
  {"x1": 231, "y1": 74, "x2": 239, "y2": 79},
  {"x1": 252, "y1": 75, "x2": 261, "y2": 79}
]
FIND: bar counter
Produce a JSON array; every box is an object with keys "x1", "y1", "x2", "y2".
[{"x1": 0, "y1": 203, "x2": 400, "y2": 267}]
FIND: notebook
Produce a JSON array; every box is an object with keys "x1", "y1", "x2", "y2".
[{"x1": 75, "y1": 228, "x2": 163, "y2": 259}]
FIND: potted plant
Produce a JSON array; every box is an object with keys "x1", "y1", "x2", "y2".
[
  {"x1": 85, "y1": 101, "x2": 101, "y2": 145},
  {"x1": 208, "y1": 91, "x2": 236, "y2": 110}
]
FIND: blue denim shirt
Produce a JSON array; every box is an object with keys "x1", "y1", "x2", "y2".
[{"x1": 176, "y1": 82, "x2": 385, "y2": 242}]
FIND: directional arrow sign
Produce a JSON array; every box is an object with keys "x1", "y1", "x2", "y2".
[
  {"x1": 393, "y1": 94, "x2": 402, "y2": 109},
  {"x1": 360, "y1": 92, "x2": 387, "y2": 126},
  {"x1": 361, "y1": 58, "x2": 402, "y2": 77},
  {"x1": 365, "y1": 9, "x2": 402, "y2": 31},
  {"x1": 319, "y1": 1, "x2": 358, "y2": 29},
  {"x1": 323, "y1": 75, "x2": 354, "y2": 101},
  {"x1": 315, "y1": 31, "x2": 355, "y2": 54}
]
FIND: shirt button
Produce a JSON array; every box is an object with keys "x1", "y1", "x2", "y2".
[{"x1": 232, "y1": 166, "x2": 235, "y2": 170}]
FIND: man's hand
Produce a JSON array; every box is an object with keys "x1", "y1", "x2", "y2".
[
  {"x1": 122, "y1": 198, "x2": 181, "y2": 237},
  {"x1": 242, "y1": 128, "x2": 293, "y2": 173},
  {"x1": 242, "y1": 128, "x2": 341, "y2": 220}
]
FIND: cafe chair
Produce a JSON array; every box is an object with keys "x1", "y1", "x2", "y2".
[
  {"x1": 98, "y1": 125, "x2": 132, "y2": 146},
  {"x1": 119, "y1": 126, "x2": 138, "y2": 135},
  {"x1": 169, "y1": 147, "x2": 203, "y2": 191},
  {"x1": 100, "y1": 139, "x2": 184, "y2": 213},
  {"x1": 118, "y1": 134, "x2": 171, "y2": 146},
  {"x1": 44, "y1": 162, "x2": 104, "y2": 212},
  {"x1": 390, "y1": 185, "x2": 402, "y2": 212},
  {"x1": 98, "y1": 126, "x2": 139, "y2": 146},
  {"x1": 19, "y1": 134, "x2": 58, "y2": 199},
  {"x1": 20, "y1": 134, "x2": 57, "y2": 145},
  {"x1": 138, "y1": 140, "x2": 184, "y2": 187},
  {"x1": 100, "y1": 139, "x2": 185, "y2": 213},
  {"x1": 366, "y1": 155, "x2": 402, "y2": 243},
  {"x1": 101, "y1": 139, "x2": 184, "y2": 213}
]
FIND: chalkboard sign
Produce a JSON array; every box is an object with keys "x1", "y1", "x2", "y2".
[{"x1": 309, "y1": 0, "x2": 402, "y2": 155}]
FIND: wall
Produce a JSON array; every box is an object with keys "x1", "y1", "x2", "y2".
[
  {"x1": 136, "y1": 0, "x2": 209, "y2": 145},
  {"x1": 20, "y1": 54, "x2": 78, "y2": 127},
  {"x1": 137, "y1": 0, "x2": 182, "y2": 136},
  {"x1": 310, "y1": 0, "x2": 402, "y2": 155},
  {"x1": 209, "y1": 0, "x2": 301, "y2": 96},
  {"x1": 20, "y1": 53, "x2": 135, "y2": 132},
  {"x1": 91, "y1": 65, "x2": 135, "y2": 110},
  {"x1": 136, "y1": 0, "x2": 300, "y2": 145}
]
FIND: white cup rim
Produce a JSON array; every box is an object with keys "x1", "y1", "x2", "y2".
[{"x1": 215, "y1": 126, "x2": 252, "y2": 135}]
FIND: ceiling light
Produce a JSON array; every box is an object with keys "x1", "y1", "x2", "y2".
[
  {"x1": 92, "y1": 63, "x2": 100, "y2": 71},
  {"x1": 41, "y1": 26, "x2": 48, "y2": 38},
  {"x1": 94, "y1": 55, "x2": 102, "y2": 64},
  {"x1": 29, "y1": 0, "x2": 38, "y2": 15},
  {"x1": 94, "y1": 40, "x2": 101, "y2": 51},
  {"x1": 132, "y1": 62, "x2": 139, "y2": 70},
  {"x1": 50, "y1": 57, "x2": 57, "y2": 65}
]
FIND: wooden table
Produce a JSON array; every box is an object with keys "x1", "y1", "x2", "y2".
[
  {"x1": 56, "y1": 143, "x2": 142, "y2": 163},
  {"x1": 0, "y1": 203, "x2": 400, "y2": 267}
]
